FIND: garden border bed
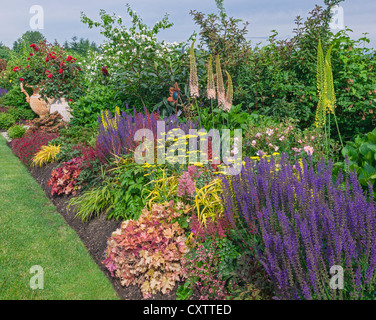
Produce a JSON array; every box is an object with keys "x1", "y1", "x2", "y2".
[{"x1": 6, "y1": 141, "x2": 181, "y2": 300}]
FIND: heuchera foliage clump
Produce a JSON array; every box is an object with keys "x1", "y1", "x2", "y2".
[
  {"x1": 47, "y1": 157, "x2": 83, "y2": 196},
  {"x1": 12, "y1": 133, "x2": 59, "y2": 166},
  {"x1": 103, "y1": 201, "x2": 191, "y2": 298},
  {"x1": 220, "y1": 154, "x2": 376, "y2": 300}
]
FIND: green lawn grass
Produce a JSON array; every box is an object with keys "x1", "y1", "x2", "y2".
[{"x1": 0, "y1": 136, "x2": 119, "y2": 299}]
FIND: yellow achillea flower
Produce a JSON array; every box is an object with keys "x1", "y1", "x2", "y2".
[{"x1": 191, "y1": 162, "x2": 204, "y2": 167}]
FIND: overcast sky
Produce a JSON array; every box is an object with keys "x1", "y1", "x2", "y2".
[{"x1": 0, "y1": 0, "x2": 375, "y2": 48}]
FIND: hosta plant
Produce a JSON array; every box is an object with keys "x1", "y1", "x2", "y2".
[
  {"x1": 334, "y1": 127, "x2": 376, "y2": 189},
  {"x1": 103, "y1": 201, "x2": 192, "y2": 298}
]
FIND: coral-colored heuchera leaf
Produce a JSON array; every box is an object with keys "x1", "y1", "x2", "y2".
[
  {"x1": 102, "y1": 201, "x2": 192, "y2": 298},
  {"x1": 47, "y1": 157, "x2": 83, "y2": 196}
]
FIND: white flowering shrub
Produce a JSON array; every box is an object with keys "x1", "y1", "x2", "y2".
[{"x1": 81, "y1": 4, "x2": 195, "y2": 114}]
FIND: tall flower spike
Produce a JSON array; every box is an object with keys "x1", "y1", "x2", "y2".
[
  {"x1": 189, "y1": 40, "x2": 199, "y2": 98},
  {"x1": 101, "y1": 110, "x2": 108, "y2": 131},
  {"x1": 325, "y1": 45, "x2": 335, "y2": 115},
  {"x1": 206, "y1": 55, "x2": 216, "y2": 100},
  {"x1": 314, "y1": 39, "x2": 326, "y2": 128},
  {"x1": 224, "y1": 71, "x2": 233, "y2": 112},
  {"x1": 314, "y1": 40, "x2": 336, "y2": 128},
  {"x1": 216, "y1": 55, "x2": 226, "y2": 110},
  {"x1": 113, "y1": 106, "x2": 121, "y2": 130}
]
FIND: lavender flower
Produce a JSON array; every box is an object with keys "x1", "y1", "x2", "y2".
[
  {"x1": 220, "y1": 153, "x2": 376, "y2": 300},
  {"x1": 96, "y1": 105, "x2": 201, "y2": 160}
]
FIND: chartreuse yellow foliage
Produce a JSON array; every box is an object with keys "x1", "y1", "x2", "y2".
[
  {"x1": 143, "y1": 162, "x2": 224, "y2": 227},
  {"x1": 194, "y1": 178, "x2": 224, "y2": 226},
  {"x1": 314, "y1": 39, "x2": 337, "y2": 129},
  {"x1": 143, "y1": 169, "x2": 179, "y2": 210},
  {"x1": 31, "y1": 144, "x2": 61, "y2": 167}
]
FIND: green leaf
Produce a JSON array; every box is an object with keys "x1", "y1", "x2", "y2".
[{"x1": 361, "y1": 163, "x2": 376, "y2": 178}]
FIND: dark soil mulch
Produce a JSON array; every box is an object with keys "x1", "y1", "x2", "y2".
[{"x1": 6, "y1": 141, "x2": 181, "y2": 300}]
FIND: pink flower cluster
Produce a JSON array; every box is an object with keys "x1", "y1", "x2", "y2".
[
  {"x1": 177, "y1": 165, "x2": 201, "y2": 198},
  {"x1": 183, "y1": 241, "x2": 229, "y2": 300}
]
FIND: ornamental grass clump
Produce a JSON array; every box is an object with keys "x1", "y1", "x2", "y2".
[
  {"x1": 31, "y1": 144, "x2": 61, "y2": 167},
  {"x1": 220, "y1": 154, "x2": 376, "y2": 300}
]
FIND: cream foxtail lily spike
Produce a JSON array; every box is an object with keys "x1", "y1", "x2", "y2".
[
  {"x1": 215, "y1": 55, "x2": 226, "y2": 110},
  {"x1": 189, "y1": 40, "x2": 199, "y2": 98},
  {"x1": 224, "y1": 70, "x2": 233, "y2": 112},
  {"x1": 206, "y1": 55, "x2": 216, "y2": 100}
]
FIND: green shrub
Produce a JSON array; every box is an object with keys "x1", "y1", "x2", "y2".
[
  {"x1": 209, "y1": 0, "x2": 376, "y2": 144},
  {"x1": 334, "y1": 127, "x2": 376, "y2": 189},
  {"x1": 329, "y1": 29, "x2": 376, "y2": 140},
  {"x1": 1, "y1": 84, "x2": 31, "y2": 109},
  {"x1": 69, "y1": 159, "x2": 147, "y2": 221},
  {"x1": 7, "y1": 125, "x2": 26, "y2": 139},
  {"x1": 48, "y1": 125, "x2": 98, "y2": 162},
  {"x1": 80, "y1": 5, "x2": 194, "y2": 114},
  {"x1": 7, "y1": 106, "x2": 36, "y2": 121},
  {"x1": 70, "y1": 85, "x2": 125, "y2": 127},
  {"x1": 0, "y1": 112, "x2": 16, "y2": 129}
]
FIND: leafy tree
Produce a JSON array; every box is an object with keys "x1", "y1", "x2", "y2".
[
  {"x1": 63, "y1": 36, "x2": 100, "y2": 56},
  {"x1": 12, "y1": 31, "x2": 45, "y2": 53},
  {"x1": 0, "y1": 42, "x2": 11, "y2": 61},
  {"x1": 190, "y1": 0, "x2": 252, "y2": 92}
]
